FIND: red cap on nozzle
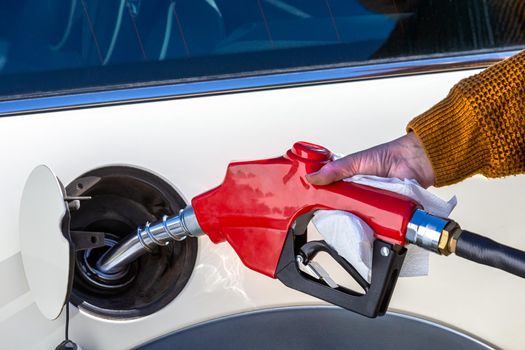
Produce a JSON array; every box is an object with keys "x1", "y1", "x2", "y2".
[{"x1": 290, "y1": 141, "x2": 332, "y2": 161}]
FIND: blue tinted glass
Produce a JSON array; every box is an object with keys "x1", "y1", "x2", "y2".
[{"x1": 0, "y1": 0, "x2": 523, "y2": 98}]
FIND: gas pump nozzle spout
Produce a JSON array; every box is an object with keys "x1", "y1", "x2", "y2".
[{"x1": 95, "y1": 207, "x2": 203, "y2": 276}]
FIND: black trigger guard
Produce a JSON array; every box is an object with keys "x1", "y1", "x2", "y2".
[
  {"x1": 276, "y1": 229, "x2": 407, "y2": 318},
  {"x1": 300, "y1": 240, "x2": 370, "y2": 292}
]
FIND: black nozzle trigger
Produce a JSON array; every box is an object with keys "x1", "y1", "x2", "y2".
[
  {"x1": 276, "y1": 228, "x2": 407, "y2": 318},
  {"x1": 299, "y1": 240, "x2": 370, "y2": 292}
]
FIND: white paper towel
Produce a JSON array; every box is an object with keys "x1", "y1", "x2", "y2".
[{"x1": 313, "y1": 175, "x2": 457, "y2": 283}]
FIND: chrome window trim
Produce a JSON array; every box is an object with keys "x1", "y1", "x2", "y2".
[{"x1": 0, "y1": 49, "x2": 521, "y2": 116}]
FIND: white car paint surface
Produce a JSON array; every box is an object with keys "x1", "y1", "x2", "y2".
[{"x1": 0, "y1": 68, "x2": 524, "y2": 349}]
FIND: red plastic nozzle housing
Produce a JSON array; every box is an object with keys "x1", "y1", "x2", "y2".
[{"x1": 192, "y1": 142, "x2": 419, "y2": 278}]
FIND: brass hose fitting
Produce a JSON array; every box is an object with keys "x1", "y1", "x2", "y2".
[{"x1": 437, "y1": 220, "x2": 463, "y2": 256}]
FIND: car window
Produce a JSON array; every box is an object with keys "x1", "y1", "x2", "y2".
[{"x1": 0, "y1": 0, "x2": 523, "y2": 99}]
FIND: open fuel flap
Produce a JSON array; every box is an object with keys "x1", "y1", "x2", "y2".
[
  {"x1": 20, "y1": 165, "x2": 77, "y2": 320},
  {"x1": 19, "y1": 165, "x2": 198, "y2": 320}
]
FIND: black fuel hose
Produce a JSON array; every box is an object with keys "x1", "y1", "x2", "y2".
[{"x1": 455, "y1": 230, "x2": 525, "y2": 279}]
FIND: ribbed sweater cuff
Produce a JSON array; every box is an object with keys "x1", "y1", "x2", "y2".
[{"x1": 407, "y1": 87, "x2": 489, "y2": 187}]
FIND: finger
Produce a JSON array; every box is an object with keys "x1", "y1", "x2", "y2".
[{"x1": 306, "y1": 157, "x2": 355, "y2": 185}]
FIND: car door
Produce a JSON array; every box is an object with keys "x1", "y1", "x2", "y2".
[{"x1": 0, "y1": 1, "x2": 524, "y2": 349}]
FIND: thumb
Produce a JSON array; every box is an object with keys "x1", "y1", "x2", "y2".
[{"x1": 306, "y1": 157, "x2": 356, "y2": 185}]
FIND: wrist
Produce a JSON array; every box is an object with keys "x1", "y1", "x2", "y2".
[{"x1": 396, "y1": 133, "x2": 436, "y2": 187}]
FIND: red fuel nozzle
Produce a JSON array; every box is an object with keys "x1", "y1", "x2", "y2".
[
  {"x1": 97, "y1": 141, "x2": 422, "y2": 317},
  {"x1": 192, "y1": 141, "x2": 420, "y2": 278}
]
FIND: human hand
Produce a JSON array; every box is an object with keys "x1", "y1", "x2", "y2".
[{"x1": 306, "y1": 133, "x2": 435, "y2": 188}]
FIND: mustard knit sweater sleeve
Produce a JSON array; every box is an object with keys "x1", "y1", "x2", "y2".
[{"x1": 407, "y1": 50, "x2": 525, "y2": 187}]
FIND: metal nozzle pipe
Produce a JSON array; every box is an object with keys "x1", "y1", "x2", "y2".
[{"x1": 96, "y1": 206, "x2": 204, "y2": 276}]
